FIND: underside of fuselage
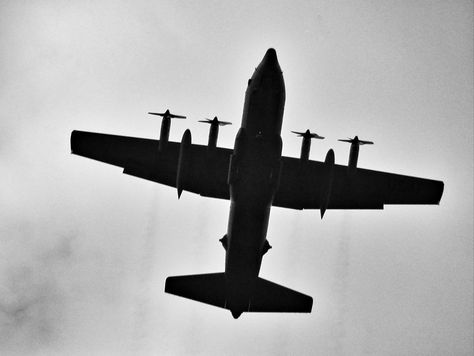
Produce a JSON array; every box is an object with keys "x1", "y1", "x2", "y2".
[
  {"x1": 224, "y1": 48, "x2": 286, "y2": 317},
  {"x1": 163, "y1": 49, "x2": 312, "y2": 319}
]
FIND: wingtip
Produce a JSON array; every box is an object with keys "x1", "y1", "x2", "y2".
[
  {"x1": 70, "y1": 130, "x2": 80, "y2": 153},
  {"x1": 437, "y1": 181, "x2": 445, "y2": 204},
  {"x1": 164, "y1": 276, "x2": 173, "y2": 293}
]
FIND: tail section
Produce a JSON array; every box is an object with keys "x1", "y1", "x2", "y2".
[
  {"x1": 165, "y1": 273, "x2": 227, "y2": 309},
  {"x1": 250, "y1": 277, "x2": 313, "y2": 313},
  {"x1": 164, "y1": 273, "x2": 313, "y2": 318}
]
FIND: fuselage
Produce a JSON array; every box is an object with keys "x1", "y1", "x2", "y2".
[{"x1": 225, "y1": 48, "x2": 285, "y2": 317}]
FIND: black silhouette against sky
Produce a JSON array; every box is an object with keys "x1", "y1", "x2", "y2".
[
  {"x1": 0, "y1": 1, "x2": 472, "y2": 355},
  {"x1": 71, "y1": 48, "x2": 443, "y2": 319}
]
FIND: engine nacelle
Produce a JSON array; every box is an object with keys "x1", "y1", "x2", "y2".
[
  {"x1": 292, "y1": 130, "x2": 324, "y2": 161},
  {"x1": 176, "y1": 129, "x2": 192, "y2": 198},
  {"x1": 199, "y1": 117, "x2": 232, "y2": 150},
  {"x1": 300, "y1": 136, "x2": 311, "y2": 161},
  {"x1": 320, "y1": 149, "x2": 335, "y2": 219},
  {"x1": 208, "y1": 122, "x2": 219, "y2": 149},
  {"x1": 348, "y1": 142, "x2": 359, "y2": 171},
  {"x1": 159, "y1": 116, "x2": 171, "y2": 152},
  {"x1": 338, "y1": 136, "x2": 373, "y2": 173},
  {"x1": 148, "y1": 109, "x2": 187, "y2": 152}
]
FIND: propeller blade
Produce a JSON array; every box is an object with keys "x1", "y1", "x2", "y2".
[
  {"x1": 292, "y1": 130, "x2": 324, "y2": 139},
  {"x1": 169, "y1": 114, "x2": 187, "y2": 119},
  {"x1": 198, "y1": 117, "x2": 232, "y2": 126},
  {"x1": 338, "y1": 137, "x2": 373, "y2": 145},
  {"x1": 148, "y1": 110, "x2": 186, "y2": 119}
]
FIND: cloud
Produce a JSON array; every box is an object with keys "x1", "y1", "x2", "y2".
[{"x1": 0, "y1": 223, "x2": 76, "y2": 355}]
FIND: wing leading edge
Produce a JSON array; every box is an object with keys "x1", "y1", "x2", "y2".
[{"x1": 70, "y1": 130, "x2": 443, "y2": 209}]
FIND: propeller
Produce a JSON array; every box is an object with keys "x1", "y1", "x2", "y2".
[
  {"x1": 291, "y1": 129, "x2": 325, "y2": 140},
  {"x1": 199, "y1": 116, "x2": 232, "y2": 126},
  {"x1": 338, "y1": 136, "x2": 373, "y2": 145},
  {"x1": 292, "y1": 129, "x2": 324, "y2": 161},
  {"x1": 148, "y1": 109, "x2": 186, "y2": 119},
  {"x1": 149, "y1": 109, "x2": 186, "y2": 152},
  {"x1": 339, "y1": 136, "x2": 373, "y2": 170},
  {"x1": 199, "y1": 117, "x2": 231, "y2": 149}
]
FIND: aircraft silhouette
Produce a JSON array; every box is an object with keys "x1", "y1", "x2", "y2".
[{"x1": 70, "y1": 48, "x2": 444, "y2": 319}]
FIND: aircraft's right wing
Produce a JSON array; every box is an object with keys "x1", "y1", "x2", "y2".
[
  {"x1": 71, "y1": 130, "x2": 232, "y2": 200},
  {"x1": 273, "y1": 156, "x2": 444, "y2": 210}
]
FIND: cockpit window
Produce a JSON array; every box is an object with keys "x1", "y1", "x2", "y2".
[{"x1": 247, "y1": 79, "x2": 252, "y2": 86}]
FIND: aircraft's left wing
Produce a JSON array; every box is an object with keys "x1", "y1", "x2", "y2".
[
  {"x1": 70, "y1": 130, "x2": 232, "y2": 200},
  {"x1": 273, "y1": 155, "x2": 444, "y2": 210}
]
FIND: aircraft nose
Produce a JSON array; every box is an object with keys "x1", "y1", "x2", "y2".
[
  {"x1": 263, "y1": 48, "x2": 278, "y2": 64},
  {"x1": 260, "y1": 48, "x2": 282, "y2": 74}
]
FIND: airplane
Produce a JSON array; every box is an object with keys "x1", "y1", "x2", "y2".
[{"x1": 70, "y1": 48, "x2": 444, "y2": 319}]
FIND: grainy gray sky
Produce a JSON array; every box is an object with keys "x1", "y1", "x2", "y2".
[{"x1": 0, "y1": 1, "x2": 472, "y2": 355}]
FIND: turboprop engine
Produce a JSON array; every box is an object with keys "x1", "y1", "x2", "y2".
[
  {"x1": 198, "y1": 116, "x2": 232, "y2": 149},
  {"x1": 291, "y1": 130, "x2": 324, "y2": 161},
  {"x1": 148, "y1": 109, "x2": 186, "y2": 152},
  {"x1": 338, "y1": 136, "x2": 373, "y2": 172}
]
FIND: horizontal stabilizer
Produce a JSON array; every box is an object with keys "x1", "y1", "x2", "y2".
[
  {"x1": 165, "y1": 272, "x2": 313, "y2": 315},
  {"x1": 165, "y1": 273, "x2": 226, "y2": 309},
  {"x1": 250, "y1": 277, "x2": 313, "y2": 313}
]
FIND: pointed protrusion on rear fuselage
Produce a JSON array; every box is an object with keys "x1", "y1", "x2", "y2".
[{"x1": 231, "y1": 310, "x2": 242, "y2": 319}]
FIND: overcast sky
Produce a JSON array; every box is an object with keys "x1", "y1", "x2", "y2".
[{"x1": 0, "y1": 1, "x2": 472, "y2": 355}]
